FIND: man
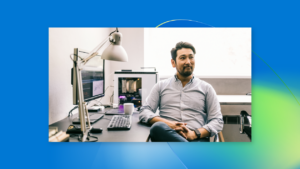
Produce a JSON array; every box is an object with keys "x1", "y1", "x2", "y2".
[{"x1": 139, "y1": 42, "x2": 223, "y2": 142}]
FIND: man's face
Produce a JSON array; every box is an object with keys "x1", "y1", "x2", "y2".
[{"x1": 171, "y1": 48, "x2": 195, "y2": 77}]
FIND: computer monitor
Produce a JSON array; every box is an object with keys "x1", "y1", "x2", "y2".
[{"x1": 72, "y1": 48, "x2": 105, "y2": 105}]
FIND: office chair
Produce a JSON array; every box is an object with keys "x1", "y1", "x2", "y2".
[
  {"x1": 239, "y1": 110, "x2": 251, "y2": 140},
  {"x1": 214, "y1": 131, "x2": 225, "y2": 142}
]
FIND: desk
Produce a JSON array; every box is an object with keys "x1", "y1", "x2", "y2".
[
  {"x1": 49, "y1": 110, "x2": 150, "y2": 142},
  {"x1": 217, "y1": 95, "x2": 251, "y2": 105},
  {"x1": 50, "y1": 107, "x2": 250, "y2": 142}
]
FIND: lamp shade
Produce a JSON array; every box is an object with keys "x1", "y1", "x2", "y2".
[{"x1": 102, "y1": 32, "x2": 128, "y2": 62}]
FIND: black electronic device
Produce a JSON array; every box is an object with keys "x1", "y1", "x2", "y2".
[
  {"x1": 90, "y1": 128, "x2": 103, "y2": 133},
  {"x1": 107, "y1": 115, "x2": 132, "y2": 130},
  {"x1": 66, "y1": 125, "x2": 82, "y2": 134},
  {"x1": 72, "y1": 113, "x2": 104, "y2": 124},
  {"x1": 193, "y1": 129, "x2": 201, "y2": 139},
  {"x1": 88, "y1": 106, "x2": 101, "y2": 112},
  {"x1": 66, "y1": 125, "x2": 103, "y2": 134}
]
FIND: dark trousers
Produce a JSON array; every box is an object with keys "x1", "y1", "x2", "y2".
[
  {"x1": 150, "y1": 122, "x2": 210, "y2": 142},
  {"x1": 150, "y1": 122, "x2": 188, "y2": 142}
]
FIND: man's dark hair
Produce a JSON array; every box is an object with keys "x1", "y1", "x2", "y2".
[{"x1": 170, "y1": 41, "x2": 196, "y2": 62}]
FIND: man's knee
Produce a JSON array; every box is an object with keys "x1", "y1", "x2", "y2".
[{"x1": 150, "y1": 122, "x2": 169, "y2": 136}]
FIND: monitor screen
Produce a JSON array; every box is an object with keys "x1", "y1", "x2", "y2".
[
  {"x1": 82, "y1": 69, "x2": 104, "y2": 100},
  {"x1": 72, "y1": 49, "x2": 105, "y2": 105}
]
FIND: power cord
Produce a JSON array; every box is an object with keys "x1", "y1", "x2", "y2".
[
  {"x1": 110, "y1": 91, "x2": 114, "y2": 105},
  {"x1": 68, "y1": 106, "x2": 78, "y2": 117},
  {"x1": 68, "y1": 102, "x2": 89, "y2": 117},
  {"x1": 92, "y1": 86, "x2": 114, "y2": 106},
  {"x1": 109, "y1": 28, "x2": 119, "y2": 36},
  {"x1": 78, "y1": 132, "x2": 98, "y2": 142}
]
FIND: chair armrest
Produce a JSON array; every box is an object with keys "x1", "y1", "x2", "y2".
[
  {"x1": 146, "y1": 134, "x2": 151, "y2": 142},
  {"x1": 214, "y1": 131, "x2": 225, "y2": 142}
]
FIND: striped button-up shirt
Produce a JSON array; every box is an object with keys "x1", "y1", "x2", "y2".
[{"x1": 139, "y1": 75, "x2": 223, "y2": 137}]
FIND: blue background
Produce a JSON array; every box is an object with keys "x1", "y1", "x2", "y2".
[{"x1": 1, "y1": 1, "x2": 300, "y2": 169}]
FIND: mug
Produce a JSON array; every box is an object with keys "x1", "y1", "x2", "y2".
[{"x1": 124, "y1": 103, "x2": 134, "y2": 115}]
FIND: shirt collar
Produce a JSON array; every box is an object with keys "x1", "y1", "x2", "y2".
[
  {"x1": 174, "y1": 74, "x2": 179, "y2": 81},
  {"x1": 174, "y1": 74, "x2": 195, "y2": 83}
]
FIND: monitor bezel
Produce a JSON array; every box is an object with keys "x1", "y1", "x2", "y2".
[{"x1": 73, "y1": 48, "x2": 105, "y2": 105}]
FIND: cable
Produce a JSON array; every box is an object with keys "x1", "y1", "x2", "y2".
[
  {"x1": 68, "y1": 102, "x2": 89, "y2": 117},
  {"x1": 110, "y1": 91, "x2": 114, "y2": 105},
  {"x1": 109, "y1": 28, "x2": 118, "y2": 36},
  {"x1": 68, "y1": 106, "x2": 78, "y2": 117},
  {"x1": 90, "y1": 86, "x2": 114, "y2": 106},
  {"x1": 70, "y1": 54, "x2": 74, "y2": 61},
  {"x1": 87, "y1": 133, "x2": 98, "y2": 142},
  {"x1": 76, "y1": 132, "x2": 98, "y2": 142}
]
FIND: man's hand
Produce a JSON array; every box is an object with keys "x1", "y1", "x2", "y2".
[
  {"x1": 167, "y1": 121, "x2": 187, "y2": 130},
  {"x1": 176, "y1": 126, "x2": 197, "y2": 141},
  {"x1": 167, "y1": 121, "x2": 188, "y2": 139},
  {"x1": 149, "y1": 117, "x2": 188, "y2": 139}
]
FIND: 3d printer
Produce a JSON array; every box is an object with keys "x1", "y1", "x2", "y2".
[{"x1": 113, "y1": 70, "x2": 159, "y2": 108}]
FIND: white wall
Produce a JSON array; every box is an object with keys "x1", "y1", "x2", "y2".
[
  {"x1": 144, "y1": 28, "x2": 251, "y2": 78},
  {"x1": 49, "y1": 28, "x2": 111, "y2": 124}
]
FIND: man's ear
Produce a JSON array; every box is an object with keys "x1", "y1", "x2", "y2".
[{"x1": 171, "y1": 59, "x2": 176, "y2": 68}]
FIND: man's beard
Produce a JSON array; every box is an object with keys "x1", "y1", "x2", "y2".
[{"x1": 176, "y1": 66, "x2": 193, "y2": 77}]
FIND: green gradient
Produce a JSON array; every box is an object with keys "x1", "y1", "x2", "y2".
[{"x1": 253, "y1": 85, "x2": 300, "y2": 168}]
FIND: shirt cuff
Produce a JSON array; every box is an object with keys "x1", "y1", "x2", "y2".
[
  {"x1": 202, "y1": 124, "x2": 216, "y2": 137},
  {"x1": 139, "y1": 108, "x2": 159, "y2": 124}
]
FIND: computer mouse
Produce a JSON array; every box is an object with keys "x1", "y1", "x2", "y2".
[{"x1": 90, "y1": 128, "x2": 103, "y2": 133}]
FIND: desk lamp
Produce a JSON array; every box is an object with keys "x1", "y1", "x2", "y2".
[{"x1": 72, "y1": 28, "x2": 128, "y2": 142}]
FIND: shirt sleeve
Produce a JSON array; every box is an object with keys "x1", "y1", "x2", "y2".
[
  {"x1": 202, "y1": 84, "x2": 224, "y2": 137},
  {"x1": 138, "y1": 83, "x2": 161, "y2": 124}
]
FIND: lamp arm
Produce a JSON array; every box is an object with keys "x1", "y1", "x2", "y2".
[
  {"x1": 81, "y1": 27, "x2": 120, "y2": 66},
  {"x1": 75, "y1": 59, "x2": 89, "y2": 141},
  {"x1": 80, "y1": 36, "x2": 110, "y2": 67}
]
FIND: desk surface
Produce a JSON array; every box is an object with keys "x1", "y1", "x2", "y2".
[
  {"x1": 49, "y1": 110, "x2": 151, "y2": 142},
  {"x1": 217, "y1": 95, "x2": 251, "y2": 105}
]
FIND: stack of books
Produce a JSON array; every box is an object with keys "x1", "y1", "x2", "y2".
[{"x1": 49, "y1": 127, "x2": 70, "y2": 142}]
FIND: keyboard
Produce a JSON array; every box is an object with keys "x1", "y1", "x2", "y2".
[
  {"x1": 72, "y1": 113, "x2": 104, "y2": 124},
  {"x1": 107, "y1": 115, "x2": 132, "y2": 130}
]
